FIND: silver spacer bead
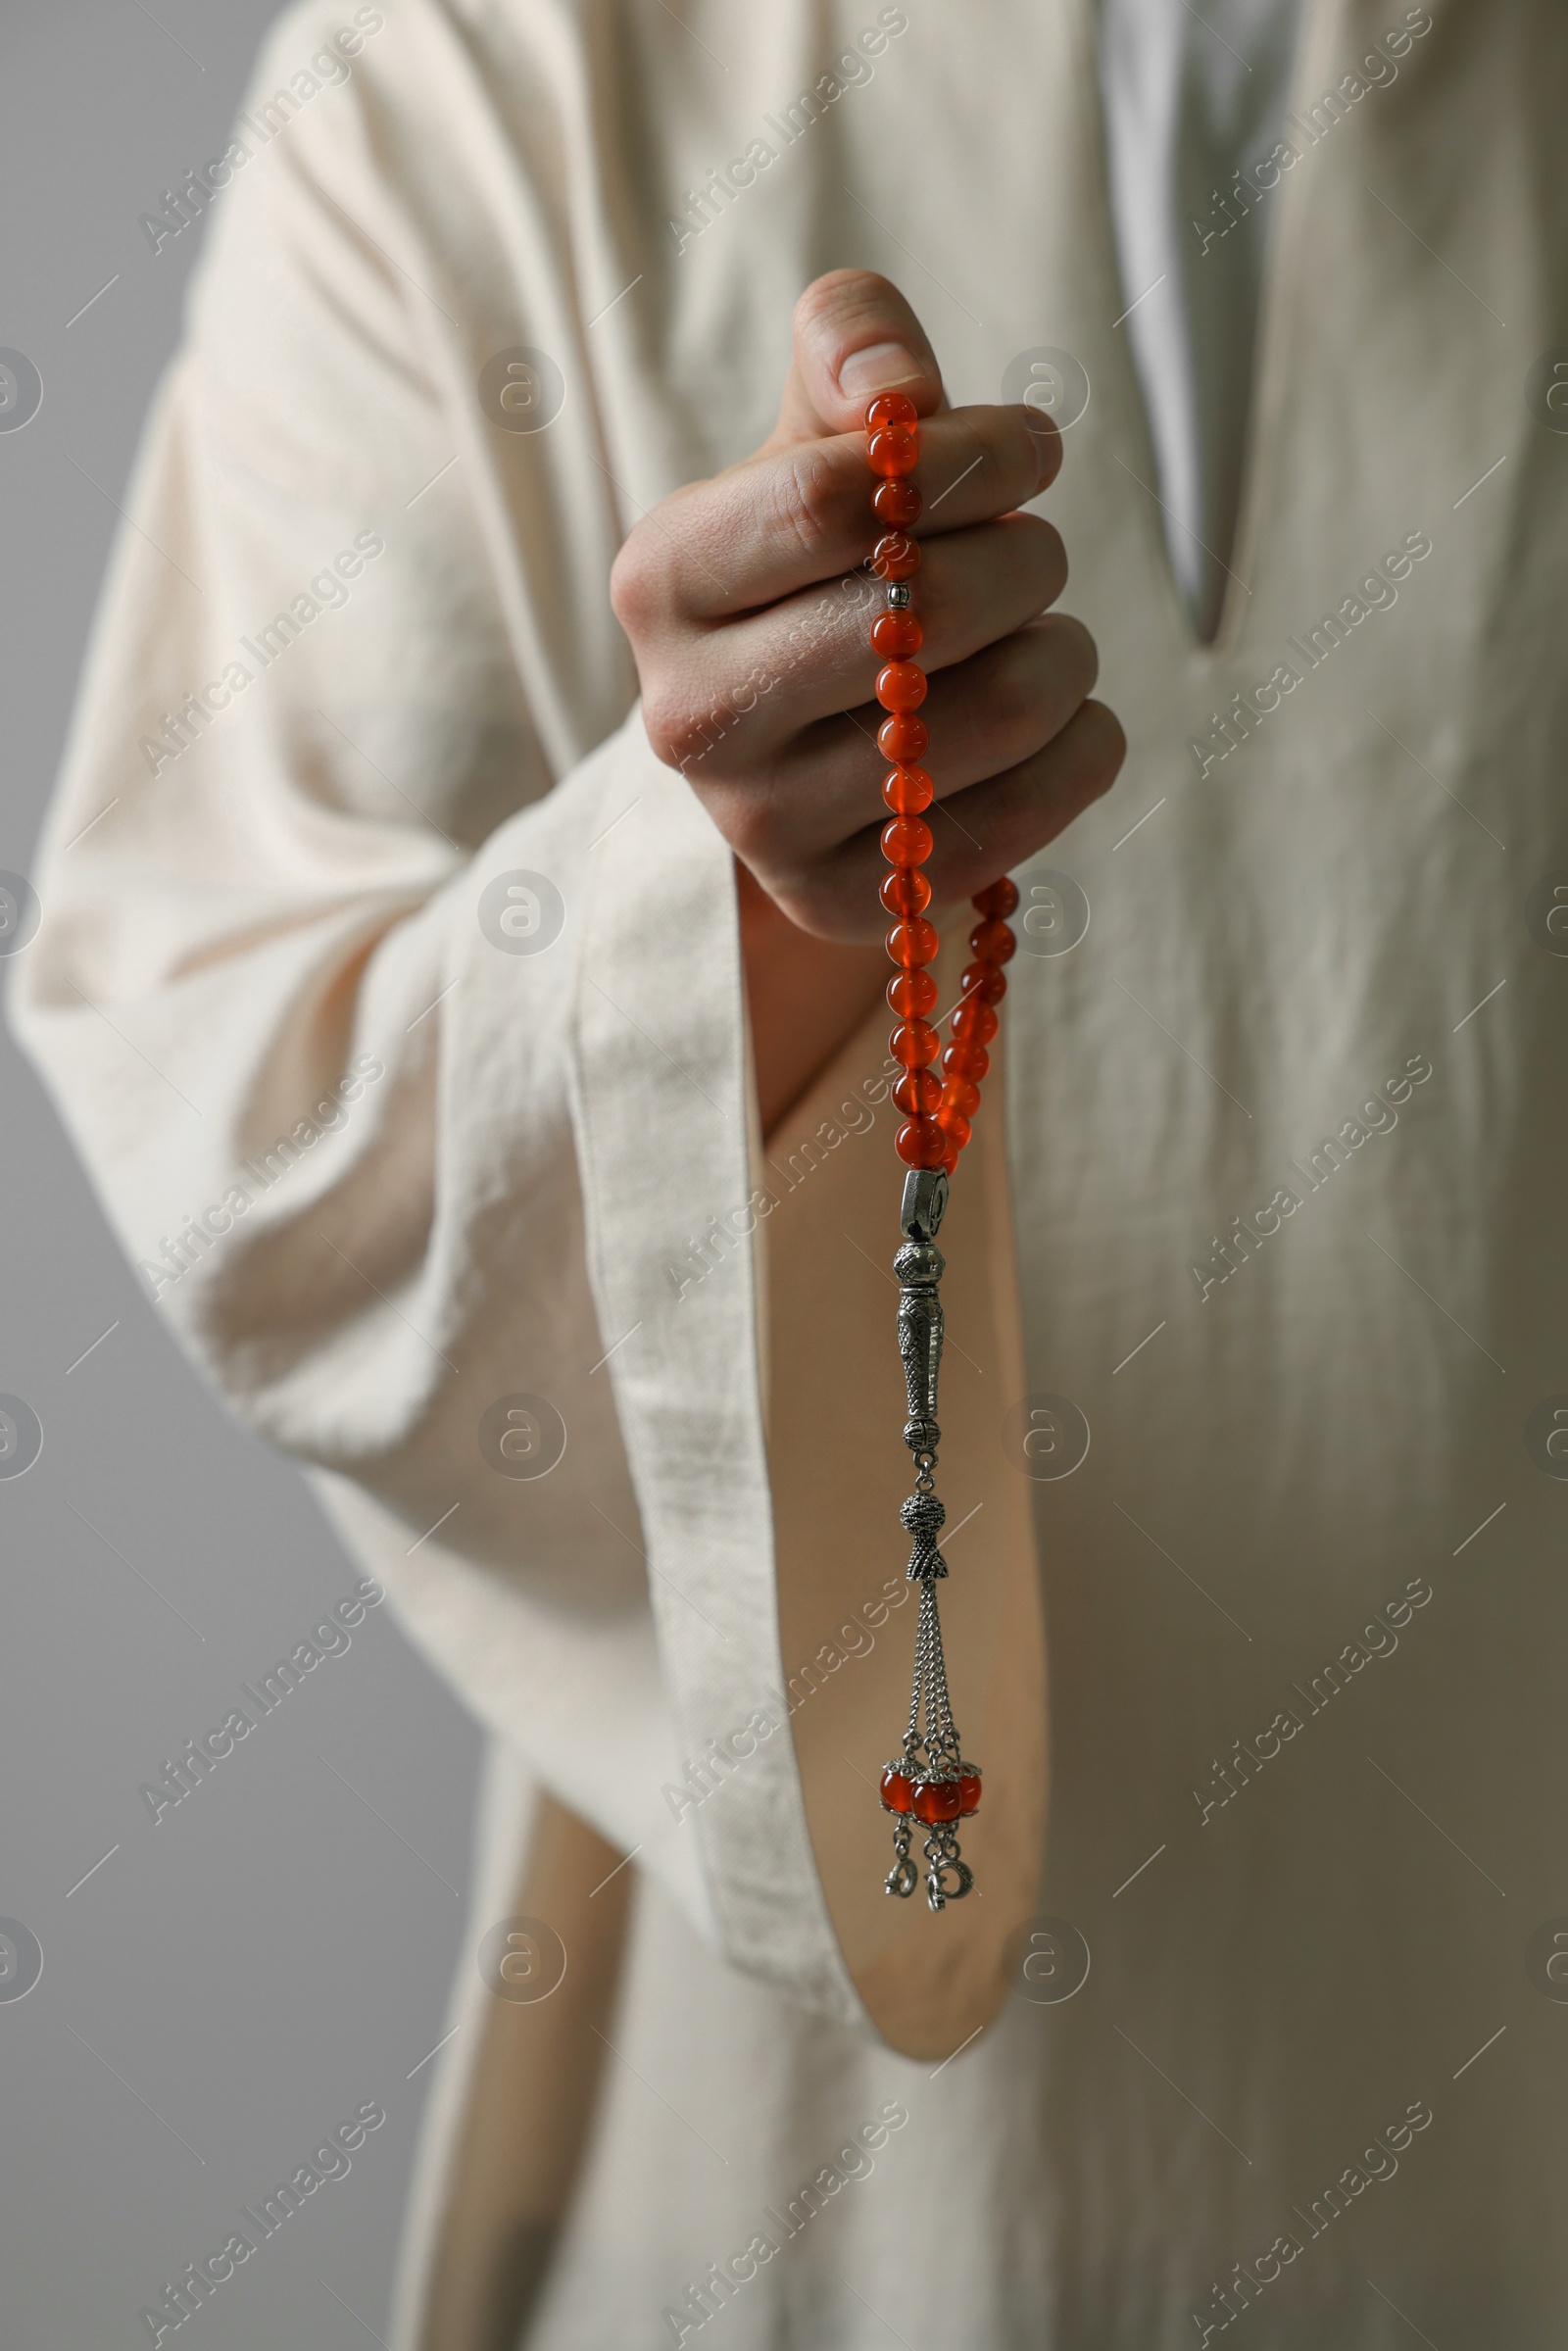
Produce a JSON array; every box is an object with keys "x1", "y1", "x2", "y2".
[{"x1": 885, "y1": 581, "x2": 913, "y2": 610}]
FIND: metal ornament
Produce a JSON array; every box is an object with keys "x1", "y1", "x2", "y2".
[{"x1": 880, "y1": 1167, "x2": 981, "y2": 1911}]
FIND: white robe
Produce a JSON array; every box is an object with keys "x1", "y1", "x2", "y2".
[{"x1": 15, "y1": 0, "x2": 1568, "y2": 2344}]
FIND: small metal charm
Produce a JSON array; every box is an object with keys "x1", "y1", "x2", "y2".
[
  {"x1": 885, "y1": 580, "x2": 913, "y2": 610},
  {"x1": 884, "y1": 1816, "x2": 918, "y2": 1899}
]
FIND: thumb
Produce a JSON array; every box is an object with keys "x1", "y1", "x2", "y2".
[{"x1": 765, "y1": 268, "x2": 945, "y2": 448}]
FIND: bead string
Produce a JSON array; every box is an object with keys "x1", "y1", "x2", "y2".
[
  {"x1": 863, "y1": 392, "x2": 1020, "y2": 1173},
  {"x1": 863, "y1": 392, "x2": 1017, "y2": 1913}
]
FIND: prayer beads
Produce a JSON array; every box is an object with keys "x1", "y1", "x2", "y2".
[{"x1": 864, "y1": 396, "x2": 1016, "y2": 1178}]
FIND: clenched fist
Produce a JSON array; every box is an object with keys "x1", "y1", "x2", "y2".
[{"x1": 611, "y1": 269, "x2": 1124, "y2": 945}]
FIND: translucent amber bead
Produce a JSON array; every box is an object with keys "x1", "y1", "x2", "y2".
[
  {"x1": 944, "y1": 1039, "x2": 990, "y2": 1082},
  {"x1": 960, "y1": 960, "x2": 1007, "y2": 1007},
  {"x1": 882, "y1": 763, "x2": 933, "y2": 814},
  {"x1": 880, "y1": 814, "x2": 932, "y2": 866},
  {"x1": 875, "y1": 661, "x2": 927, "y2": 713},
  {"x1": 871, "y1": 531, "x2": 921, "y2": 581},
  {"x1": 957, "y1": 1768, "x2": 982, "y2": 1816},
  {"x1": 886, "y1": 915, "x2": 938, "y2": 968},
  {"x1": 952, "y1": 997, "x2": 1000, "y2": 1043},
  {"x1": 872, "y1": 477, "x2": 921, "y2": 527},
  {"x1": 867, "y1": 424, "x2": 918, "y2": 477},
  {"x1": 891, "y1": 1018, "x2": 940, "y2": 1069},
  {"x1": 973, "y1": 875, "x2": 1019, "y2": 919},
  {"x1": 880, "y1": 1765, "x2": 915, "y2": 1813},
  {"x1": 968, "y1": 916, "x2": 1016, "y2": 965},
  {"x1": 895, "y1": 1115, "x2": 947, "y2": 1170},
  {"x1": 893, "y1": 1067, "x2": 942, "y2": 1116},
  {"x1": 877, "y1": 712, "x2": 929, "y2": 762},
  {"x1": 870, "y1": 609, "x2": 922, "y2": 658},
  {"x1": 866, "y1": 391, "x2": 917, "y2": 429},
  {"x1": 887, "y1": 967, "x2": 939, "y2": 1018},
  {"x1": 942, "y1": 1075, "x2": 981, "y2": 1116},
  {"x1": 879, "y1": 867, "x2": 930, "y2": 917},
  {"x1": 913, "y1": 1778, "x2": 962, "y2": 1824},
  {"x1": 937, "y1": 1105, "x2": 971, "y2": 1151}
]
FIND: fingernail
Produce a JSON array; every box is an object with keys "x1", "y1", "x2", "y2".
[{"x1": 838, "y1": 342, "x2": 929, "y2": 401}]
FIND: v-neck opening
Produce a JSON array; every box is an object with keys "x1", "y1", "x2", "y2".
[{"x1": 1070, "y1": 0, "x2": 1337, "y2": 665}]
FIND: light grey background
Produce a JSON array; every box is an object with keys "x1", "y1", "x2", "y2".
[{"x1": 0, "y1": 5, "x2": 482, "y2": 2341}]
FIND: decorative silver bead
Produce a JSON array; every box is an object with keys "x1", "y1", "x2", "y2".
[
  {"x1": 899, "y1": 1168, "x2": 949, "y2": 1241},
  {"x1": 885, "y1": 581, "x2": 913, "y2": 610}
]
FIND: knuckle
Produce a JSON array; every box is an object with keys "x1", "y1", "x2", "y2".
[
  {"x1": 1046, "y1": 612, "x2": 1100, "y2": 700},
  {"x1": 1079, "y1": 698, "x2": 1127, "y2": 790},
  {"x1": 717, "y1": 786, "x2": 774, "y2": 864},
  {"x1": 641, "y1": 683, "x2": 721, "y2": 774},
  {"x1": 968, "y1": 638, "x2": 1043, "y2": 759},
  {"x1": 638, "y1": 685, "x2": 687, "y2": 769},
  {"x1": 794, "y1": 267, "x2": 904, "y2": 344},
  {"x1": 771, "y1": 446, "x2": 849, "y2": 567},
  {"x1": 609, "y1": 530, "x2": 663, "y2": 636},
  {"x1": 1034, "y1": 519, "x2": 1069, "y2": 600}
]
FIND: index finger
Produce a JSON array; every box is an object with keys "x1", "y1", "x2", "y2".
[{"x1": 667, "y1": 402, "x2": 1062, "y2": 622}]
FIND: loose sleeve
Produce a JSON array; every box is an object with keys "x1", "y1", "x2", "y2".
[{"x1": 11, "y1": 0, "x2": 871, "y2": 2028}]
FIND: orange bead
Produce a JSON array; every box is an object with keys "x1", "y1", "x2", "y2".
[
  {"x1": 957, "y1": 1768, "x2": 982, "y2": 1816},
  {"x1": 879, "y1": 867, "x2": 930, "y2": 916},
  {"x1": 867, "y1": 424, "x2": 918, "y2": 476},
  {"x1": 871, "y1": 531, "x2": 921, "y2": 580},
  {"x1": 896, "y1": 1115, "x2": 948, "y2": 1170},
  {"x1": 913, "y1": 1778, "x2": 962, "y2": 1824},
  {"x1": 870, "y1": 609, "x2": 922, "y2": 658},
  {"x1": 973, "y1": 875, "x2": 1019, "y2": 919},
  {"x1": 937, "y1": 1105, "x2": 971, "y2": 1149},
  {"x1": 880, "y1": 814, "x2": 932, "y2": 866},
  {"x1": 872, "y1": 477, "x2": 921, "y2": 527},
  {"x1": 887, "y1": 968, "x2": 939, "y2": 1018},
  {"x1": 941, "y1": 1141, "x2": 959, "y2": 1174},
  {"x1": 952, "y1": 997, "x2": 999, "y2": 1043},
  {"x1": 891, "y1": 1019, "x2": 940, "y2": 1068},
  {"x1": 875, "y1": 661, "x2": 927, "y2": 713},
  {"x1": 968, "y1": 916, "x2": 1016, "y2": 965},
  {"x1": 880, "y1": 1765, "x2": 915, "y2": 1813},
  {"x1": 960, "y1": 960, "x2": 1007, "y2": 1007},
  {"x1": 893, "y1": 1067, "x2": 942, "y2": 1115},
  {"x1": 886, "y1": 915, "x2": 938, "y2": 968},
  {"x1": 865, "y1": 391, "x2": 917, "y2": 429},
  {"x1": 877, "y1": 712, "x2": 929, "y2": 762},
  {"x1": 882, "y1": 763, "x2": 933, "y2": 814},
  {"x1": 944, "y1": 1038, "x2": 990, "y2": 1082},
  {"x1": 942, "y1": 1075, "x2": 981, "y2": 1116}
]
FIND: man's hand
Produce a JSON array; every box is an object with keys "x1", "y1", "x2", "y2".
[{"x1": 611, "y1": 269, "x2": 1124, "y2": 944}]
